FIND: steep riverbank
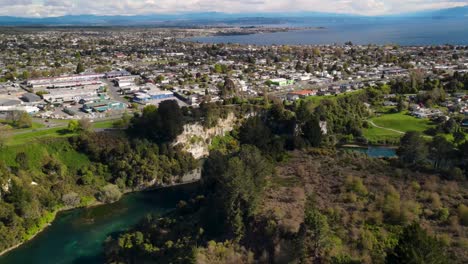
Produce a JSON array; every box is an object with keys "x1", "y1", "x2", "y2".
[
  {"x1": 0, "y1": 182, "x2": 200, "y2": 263},
  {"x1": 0, "y1": 169, "x2": 201, "y2": 259}
]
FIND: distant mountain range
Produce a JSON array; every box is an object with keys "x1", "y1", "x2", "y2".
[
  {"x1": 394, "y1": 5, "x2": 468, "y2": 18},
  {"x1": 0, "y1": 6, "x2": 466, "y2": 26}
]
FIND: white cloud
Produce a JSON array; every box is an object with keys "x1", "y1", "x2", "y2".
[{"x1": 0, "y1": 0, "x2": 466, "y2": 17}]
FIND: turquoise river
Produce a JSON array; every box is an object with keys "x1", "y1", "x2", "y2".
[{"x1": 0, "y1": 183, "x2": 198, "y2": 264}]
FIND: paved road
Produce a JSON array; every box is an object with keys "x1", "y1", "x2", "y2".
[
  {"x1": 368, "y1": 120, "x2": 405, "y2": 134},
  {"x1": 101, "y1": 79, "x2": 129, "y2": 104}
]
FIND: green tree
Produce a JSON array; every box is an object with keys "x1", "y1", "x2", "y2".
[
  {"x1": 299, "y1": 197, "x2": 333, "y2": 263},
  {"x1": 76, "y1": 61, "x2": 85, "y2": 74},
  {"x1": 312, "y1": 47, "x2": 321, "y2": 57},
  {"x1": 214, "y1": 64, "x2": 223, "y2": 74},
  {"x1": 429, "y1": 136, "x2": 454, "y2": 169},
  {"x1": 22, "y1": 70, "x2": 30, "y2": 80},
  {"x1": 16, "y1": 112, "x2": 32, "y2": 128},
  {"x1": 0, "y1": 127, "x2": 8, "y2": 149},
  {"x1": 7, "y1": 111, "x2": 32, "y2": 129},
  {"x1": 113, "y1": 112, "x2": 131, "y2": 129},
  {"x1": 98, "y1": 184, "x2": 122, "y2": 203},
  {"x1": 221, "y1": 77, "x2": 237, "y2": 98},
  {"x1": 4, "y1": 72, "x2": 15, "y2": 81},
  {"x1": 397, "y1": 96, "x2": 408, "y2": 112},
  {"x1": 238, "y1": 117, "x2": 272, "y2": 152},
  {"x1": 302, "y1": 118, "x2": 323, "y2": 147},
  {"x1": 397, "y1": 132, "x2": 428, "y2": 165},
  {"x1": 15, "y1": 152, "x2": 29, "y2": 170},
  {"x1": 202, "y1": 145, "x2": 273, "y2": 239},
  {"x1": 453, "y1": 130, "x2": 465, "y2": 144},
  {"x1": 62, "y1": 192, "x2": 81, "y2": 207},
  {"x1": 129, "y1": 100, "x2": 184, "y2": 143},
  {"x1": 78, "y1": 118, "x2": 92, "y2": 132},
  {"x1": 67, "y1": 120, "x2": 80, "y2": 133},
  {"x1": 156, "y1": 75, "x2": 165, "y2": 83},
  {"x1": 386, "y1": 223, "x2": 449, "y2": 264}
]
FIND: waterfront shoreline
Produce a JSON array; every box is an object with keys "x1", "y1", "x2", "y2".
[
  {"x1": 340, "y1": 144, "x2": 398, "y2": 149},
  {"x1": 0, "y1": 179, "x2": 200, "y2": 258}
]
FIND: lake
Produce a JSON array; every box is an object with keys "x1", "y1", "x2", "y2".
[
  {"x1": 0, "y1": 183, "x2": 199, "y2": 264},
  {"x1": 187, "y1": 18, "x2": 468, "y2": 45}
]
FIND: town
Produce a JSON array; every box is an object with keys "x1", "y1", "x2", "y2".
[{"x1": 0, "y1": 28, "x2": 467, "y2": 131}]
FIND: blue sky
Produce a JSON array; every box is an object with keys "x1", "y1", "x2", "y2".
[{"x1": 0, "y1": 0, "x2": 466, "y2": 17}]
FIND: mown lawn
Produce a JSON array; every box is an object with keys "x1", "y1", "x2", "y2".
[
  {"x1": 370, "y1": 112, "x2": 433, "y2": 133},
  {"x1": 92, "y1": 120, "x2": 116, "y2": 129},
  {"x1": 362, "y1": 126, "x2": 402, "y2": 145},
  {"x1": 363, "y1": 111, "x2": 434, "y2": 144}
]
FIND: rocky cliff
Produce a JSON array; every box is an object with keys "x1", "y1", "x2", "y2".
[{"x1": 173, "y1": 113, "x2": 239, "y2": 159}]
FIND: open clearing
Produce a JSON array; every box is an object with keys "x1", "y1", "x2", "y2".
[{"x1": 363, "y1": 112, "x2": 434, "y2": 144}]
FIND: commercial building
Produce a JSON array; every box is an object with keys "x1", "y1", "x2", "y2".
[
  {"x1": 21, "y1": 93, "x2": 42, "y2": 103},
  {"x1": 27, "y1": 74, "x2": 105, "y2": 89},
  {"x1": 43, "y1": 85, "x2": 102, "y2": 103},
  {"x1": 82, "y1": 100, "x2": 127, "y2": 113},
  {"x1": 79, "y1": 94, "x2": 107, "y2": 104},
  {"x1": 270, "y1": 78, "x2": 295, "y2": 87},
  {"x1": 105, "y1": 70, "x2": 131, "y2": 79},
  {"x1": 30, "y1": 80, "x2": 103, "y2": 90},
  {"x1": 133, "y1": 89, "x2": 174, "y2": 102},
  {"x1": 0, "y1": 98, "x2": 39, "y2": 114},
  {"x1": 119, "y1": 86, "x2": 140, "y2": 95},
  {"x1": 114, "y1": 75, "x2": 140, "y2": 88},
  {"x1": 0, "y1": 98, "x2": 21, "y2": 107}
]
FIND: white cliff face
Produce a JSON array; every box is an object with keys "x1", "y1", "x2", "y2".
[
  {"x1": 174, "y1": 113, "x2": 239, "y2": 159},
  {"x1": 0, "y1": 178, "x2": 12, "y2": 198}
]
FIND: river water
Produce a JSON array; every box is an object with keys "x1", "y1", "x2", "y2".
[
  {"x1": 0, "y1": 183, "x2": 198, "y2": 264},
  {"x1": 341, "y1": 146, "x2": 397, "y2": 158}
]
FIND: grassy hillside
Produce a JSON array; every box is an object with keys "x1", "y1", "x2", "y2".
[
  {"x1": 0, "y1": 138, "x2": 90, "y2": 171},
  {"x1": 5, "y1": 128, "x2": 74, "y2": 146}
]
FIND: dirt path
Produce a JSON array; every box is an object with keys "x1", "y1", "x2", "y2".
[{"x1": 368, "y1": 120, "x2": 405, "y2": 134}]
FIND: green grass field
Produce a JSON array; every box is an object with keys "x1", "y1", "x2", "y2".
[
  {"x1": 0, "y1": 138, "x2": 90, "y2": 171},
  {"x1": 3, "y1": 119, "x2": 119, "y2": 146},
  {"x1": 0, "y1": 119, "x2": 45, "y2": 130},
  {"x1": 5, "y1": 127, "x2": 75, "y2": 146},
  {"x1": 92, "y1": 120, "x2": 116, "y2": 129},
  {"x1": 362, "y1": 126, "x2": 402, "y2": 144},
  {"x1": 370, "y1": 112, "x2": 433, "y2": 132},
  {"x1": 363, "y1": 112, "x2": 434, "y2": 144}
]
